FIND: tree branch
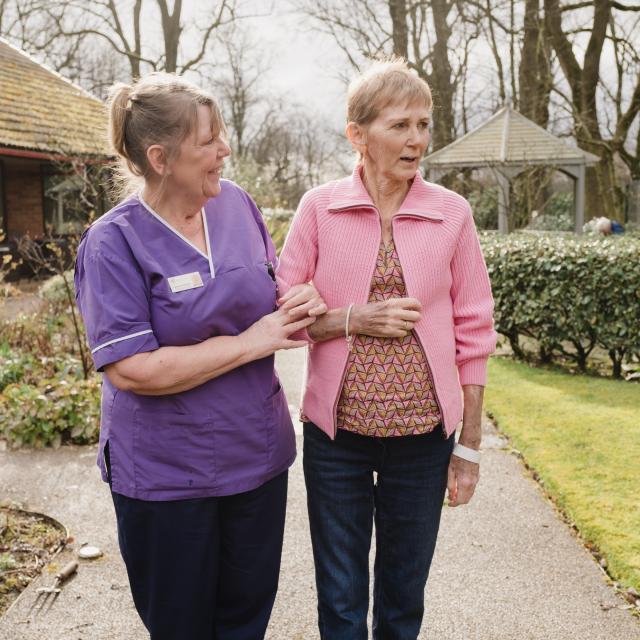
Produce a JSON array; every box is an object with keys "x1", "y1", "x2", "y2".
[
  {"x1": 180, "y1": 0, "x2": 234, "y2": 74},
  {"x1": 611, "y1": 1, "x2": 640, "y2": 10}
]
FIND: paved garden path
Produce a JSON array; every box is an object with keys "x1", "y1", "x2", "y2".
[{"x1": 0, "y1": 349, "x2": 638, "y2": 639}]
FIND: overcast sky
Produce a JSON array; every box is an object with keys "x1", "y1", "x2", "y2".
[{"x1": 238, "y1": 2, "x2": 349, "y2": 129}]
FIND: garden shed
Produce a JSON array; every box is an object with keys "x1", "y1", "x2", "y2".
[
  {"x1": 0, "y1": 37, "x2": 109, "y2": 249},
  {"x1": 424, "y1": 105, "x2": 600, "y2": 233}
]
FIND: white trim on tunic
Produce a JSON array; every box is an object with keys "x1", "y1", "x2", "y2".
[{"x1": 91, "y1": 329, "x2": 154, "y2": 354}]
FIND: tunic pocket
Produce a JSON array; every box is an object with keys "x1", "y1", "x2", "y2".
[
  {"x1": 133, "y1": 410, "x2": 215, "y2": 493},
  {"x1": 209, "y1": 394, "x2": 270, "y2": 492},
  {"x1": 265, "y1": 383, "x2": 296, "y2": 472}
]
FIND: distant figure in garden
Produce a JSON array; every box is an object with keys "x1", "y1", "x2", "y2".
[
  {"x1": 277, "y1": 58, "x2": 497, "y2": 639},
  {"x1": 585, "y1": 216, "x2": 625, "y2": 235},
  {"x1": 74, "y1": 73, "x2": 325, "y2": 640},
  {"x1": 596, "y1": 216, "x2": 625, "y2": 235}
]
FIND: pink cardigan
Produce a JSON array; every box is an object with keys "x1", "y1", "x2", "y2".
[{"x1": 277, "y1": 167, "x2": 496, "y2": 438}]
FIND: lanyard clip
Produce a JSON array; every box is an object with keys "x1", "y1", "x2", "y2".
[{"x1": 265, "y1": 261, "x2": 276, "y2": 281}]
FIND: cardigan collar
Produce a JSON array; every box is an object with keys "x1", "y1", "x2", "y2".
[{"x1": 327, "y1": 164, "x2": 444, "y2": 221}]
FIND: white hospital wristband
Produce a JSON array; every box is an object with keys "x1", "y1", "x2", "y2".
[{"x1": 452, "y1": 443, "x2": 481, "y2": 464}]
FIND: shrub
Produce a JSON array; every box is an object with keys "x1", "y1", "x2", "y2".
[
  {"x1": 264, "y1": 211, "x2": 294, "y2": 254},
  {"x1": 0, "y1": 375, "x2": 101, "y2": 448},
  {"x1": 468, "y1": 187, "x2": 498, "y2": 230},
  {"x1": 0, "y1": 344, "x2": 86, "y2": 387},
  {"x1": 16, "y1": 238, "x2": 92, "y2": 379},
  {"x1": 0, "y1": 279, "x2": 93, "y2": 449},
  {"x1": 0, "y1": 233, "x2": 19, "y2": 293},
  {"x1": 481, "y1": 233, "x2": 640, "y2": 377},
  {"x1": 0, "y1": 307, "x2": 89, "y2": 369},
  {"x1": 0, "y1": 346, "x2": 37, "y2": 391},
  {"x1": 527, "y1": 193, "x2": 574, "y2": 232},
  {"x1": 37, "y1": 270, "x2": 75, "y2": 310},
  {"x1": 0, "y1": 282, "x2": 20, "y2": 298},
  {"x1": 224, "y1": 157, "x2": 286, "y2": 209}
]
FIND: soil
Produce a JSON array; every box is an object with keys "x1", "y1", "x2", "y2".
[{"x1": 0, "y1": 506, "x2": 68, "y2": 617}]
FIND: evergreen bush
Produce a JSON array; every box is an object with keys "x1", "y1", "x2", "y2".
[{"x1": 481, "y1": 232, "x2": 640, "y2": 377}]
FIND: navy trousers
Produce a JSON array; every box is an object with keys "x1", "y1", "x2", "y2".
[
  {"x1": 110, "y1": 471, "x2": 288, "y2": 640},
  {"x1": 303, "y1": 422, "x2": 454, "y2": 640}
]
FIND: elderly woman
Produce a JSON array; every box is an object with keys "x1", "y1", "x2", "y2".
[
  {"x1": 74, "y1": 73, "x2": 324, "y2": 640},
  {"x1": 277, "y1": 58, "x2": 496, "y2": 639}
]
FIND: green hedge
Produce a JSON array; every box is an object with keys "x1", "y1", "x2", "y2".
[{"x1": 481, "y1": 233, "x2": 640, "y2": 377}]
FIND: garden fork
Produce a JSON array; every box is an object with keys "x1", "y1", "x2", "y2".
[{"x1": 29, "y1": 560, "x2": 78, "y2": 617}]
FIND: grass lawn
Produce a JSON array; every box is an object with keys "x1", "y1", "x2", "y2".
[{"x1": 485, "y1": 357, "x2": 640, "y2": 591}]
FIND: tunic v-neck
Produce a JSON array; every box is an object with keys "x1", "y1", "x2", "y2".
[{"x1": 139, "y1": 194, "x2": 215, "y2": 278}]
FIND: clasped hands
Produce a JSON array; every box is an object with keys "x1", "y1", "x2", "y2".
[{"x1": 278, "y1": 283, "x2": 327, "y2": 319}]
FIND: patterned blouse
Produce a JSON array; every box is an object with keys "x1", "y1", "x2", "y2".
[{"x1": 336, "y1": 239, "x2": 442, "y2": 437}]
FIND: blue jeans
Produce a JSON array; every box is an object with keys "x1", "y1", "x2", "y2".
[{"x1": 303, "y1": 422, "x2": 454, "y2": 640}]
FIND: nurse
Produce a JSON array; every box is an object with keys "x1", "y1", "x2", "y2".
[{"x1": 74, "y1": 73, "x2": 325, "y2": 640}]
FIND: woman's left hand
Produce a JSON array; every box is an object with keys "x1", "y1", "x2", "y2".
[
  {"x1": 278, "y1": 283, "x2": 327, "y2": 318},
  {"x1": 448, "y1": 386, "x2": 484, "y2": 506},
  {"x1": 447, "y1": 454, "x2": 479, "y2": 507}
]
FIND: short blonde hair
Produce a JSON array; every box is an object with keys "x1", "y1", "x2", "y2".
[
  {"x1": 347, "y1": 57, "x2": 432, "y2": 126},
  {"x1": 107, "y1": 72, "x2": 226, "y2": 196}
]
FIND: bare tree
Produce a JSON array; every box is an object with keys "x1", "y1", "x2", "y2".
[
  {"x1": 74, "y1": 42, "x2": 130, "y2": 100},
  {"x1": 606, "y1": 9, "x2": 640, "y2": 184},
  {"x1": 544, "y1": 0, "x2": 640, "y2": 217},
  {"x1": 248, "y1": 106, "x2": 342, "y2": 207},
  {"x1": 389, "y1": 0, "x2": 408, "y2": 57},
  {"x1": 196, "y1": 21, "x2": 344, "y2": 207},
  {"x1": 519, "y1": 0, "x2": 553, "y2": 125},
  {"x1": 212, "y1": 29, "x2": 268, "y2": 158},
  {"x1": 461, "y1": 0, "x2": 553, "y2": 119},
  {"x1": 44, "y1": 0, "x2": 246, "y2": 77},
  {"x1": 0, "y1": 0, "x2": 88, "y2": 74},
  {"x1": 299, "y1": 0, "x2": 477, "y2": 151},
  {"x1": 1, "y1": 0, "x2": 262, "y2": 84}
]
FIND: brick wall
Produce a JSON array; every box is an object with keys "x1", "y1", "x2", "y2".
[{"x1": 3, "y1": 158, "x2": 44, "y2": 239}]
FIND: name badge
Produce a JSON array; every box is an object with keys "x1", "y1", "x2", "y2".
[{"x1": 168, "y1": 271, "x2": 204, "y2": 293}]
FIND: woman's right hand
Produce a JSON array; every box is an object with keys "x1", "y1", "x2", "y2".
[
  {"x1": 351, "y1": 297, "x2": 422, "y2": 338},
  {"x1": 239, "y1": 307, "x2": 316, "y2": 359}
]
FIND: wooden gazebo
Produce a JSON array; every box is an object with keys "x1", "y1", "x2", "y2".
[{"x1": 424, "y1": 106, "x2": 600, "y2": 233}]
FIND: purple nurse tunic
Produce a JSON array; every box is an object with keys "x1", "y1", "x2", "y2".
[{"x1": 74, "y1": 180, "x2": 296, "y2": 501}]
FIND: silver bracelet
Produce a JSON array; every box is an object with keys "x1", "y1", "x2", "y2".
[
  {"x1": 452, "y1": 443, "x2": 481, "y2": 464},
  {"x1": 345, "y1": 303, "x2": 355, "y2": 348}
]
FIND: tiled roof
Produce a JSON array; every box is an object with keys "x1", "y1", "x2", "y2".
[
  {"x1": 0, "y1": 37, "x2": 109, "y2": 156},
  {"x1": 425, "y1": 105, "x2": 600, "y2": 168}
]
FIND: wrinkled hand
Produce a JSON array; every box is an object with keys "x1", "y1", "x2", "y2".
[
  {"x1": 447, "y1": 453, "x2": 479, "y2": 507},
  {"x1": 240, "y1": 307, "x2": 316, "y2": 359},
  {"x1": 352, "y1": 297, "x2": 422, "y2": 338},
  {"x1": 278, "y1": 283, "x2": 327, "y2": 318}
]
